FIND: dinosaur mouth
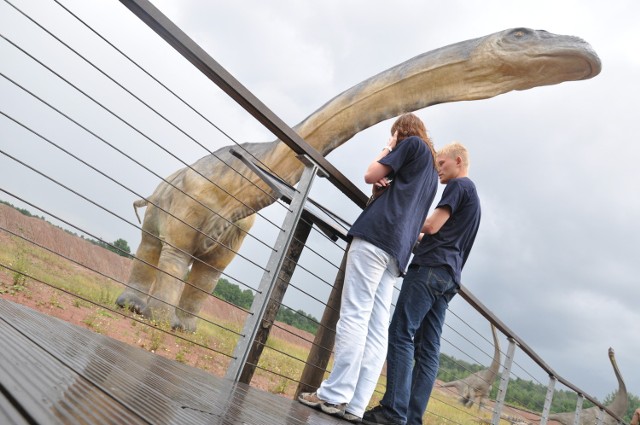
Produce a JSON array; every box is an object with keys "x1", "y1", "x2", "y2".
[{"x1": 530, "y1": 52, "x2": 602, "y2": 81}]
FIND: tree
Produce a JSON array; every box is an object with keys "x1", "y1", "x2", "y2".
[
  {"x1": 213, "y1": 278, "x2": 254, "y2": 309},
  {"x1": 109, "y1": 238, "x2": 131, "y2": 258}
]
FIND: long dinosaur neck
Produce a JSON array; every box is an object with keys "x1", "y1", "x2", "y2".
[
  {"x1": 607, "y1": 349, "x2": 628, "y2": 415},
  {"x1": 265, "y1": 43, "x2": 481, "y2": 182},
  {"x1": 487, "y1": 324, "x2": 501, "y2": 379},
  {"x1": 292, "y1": 43, "x2": 478, "y2": 157}
]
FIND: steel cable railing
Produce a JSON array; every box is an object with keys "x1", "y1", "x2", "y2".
[
  {"x1": 0, "y1": 104, "x2": 266, "y2": 274},
  {"x1": 0, "y1": 33, "x2": 282, "y2": 250},
  {"x1": 1, "y1": 99, "x2": 349, "y2": 389},
  {"x1": 1, "y1": 131, "x2": 348, "y2": 394},
  {"x1": 0, "y1": 132, "x2": 264, "y2": 296},
  {"x1": 438, "y1": 309, "x2": 538, "y2": 419},
  {"x1": 2, "y1": 28, "x2": 347, "y2": 304},
  {"x1": 47, "y1": 0, "x2": 292, "y2": 189},
  {"x1": 4, "y1": 0, "x2": 287, "y2": 224},
  {"x1": 0, "y1": 261, "x2": 233, "y2": 359},
  {"x1": 0, "y1": 193, "x2": 245, "y2": 337}
]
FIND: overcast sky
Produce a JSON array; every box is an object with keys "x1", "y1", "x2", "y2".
[{"x1": 1, "y1": 0, "x2": 639, "y2": 406}]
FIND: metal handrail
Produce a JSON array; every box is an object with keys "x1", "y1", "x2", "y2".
[
  {"x1": 118, "y1": 0, "x2": 369, "y2": 209},
  {"x1": 459, "y1": 285, "x2": 625, "y2": 422}
]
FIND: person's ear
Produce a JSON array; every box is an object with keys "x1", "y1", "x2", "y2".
[{"x1": 455, "y1": 156, "x2": 463, "y2": 166}]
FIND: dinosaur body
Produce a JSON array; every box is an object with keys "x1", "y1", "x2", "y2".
[
  {"x1": 116, "y1": 28, "x2": 601, "y2": 331},
  {"x1": 441, "y1": 324, "x2": 501, "y2": 410},
  {"x1": 549, "y1": 348, "x2": 628, "y2": 425}
]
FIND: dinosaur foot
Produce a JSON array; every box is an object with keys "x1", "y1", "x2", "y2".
[
  {"x1": 171, "y1": 314, "x2": 198, "y2": 333},
  {"x1": 140, "y1": 301, "x2": 177, "y2": 327},
  {"x1": 115, "y1": 291, "x2": 147, "y2": 314}
]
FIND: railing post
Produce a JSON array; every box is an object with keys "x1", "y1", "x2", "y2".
[
  {"x1": 573, "y1": 395, "x2": 584, "y2": 425},
  {"x1": 596, "y1": 408, "x2": 604, "y2": 425},
  {"x1": 237, "y1": 218, "x2": 313, "y2": 384},
  {"x1": 225, "y1": 158, "x2": 318, "y2": 382},
  {"x1": 491, "y1": 338, "x2": 516, "y2": 425},
  {"x1": 540, "y1": 375, "x2": 557, "y2": 425}
]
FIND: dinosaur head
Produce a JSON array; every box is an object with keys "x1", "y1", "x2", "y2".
[{"x1": 468, "y1": 27, "x2": 602, "y2": 96}]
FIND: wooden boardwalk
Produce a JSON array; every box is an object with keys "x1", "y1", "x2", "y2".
[{"x1": 0, "y1": 299, "x2": 343, "y2": 425}]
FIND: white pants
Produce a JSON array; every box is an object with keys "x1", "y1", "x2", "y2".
[{"x1": 317, "y1": 237, "x2": 399, "y2": 417}]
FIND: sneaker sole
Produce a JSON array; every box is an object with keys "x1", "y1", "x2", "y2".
[
  {"x1": 297, "y1": 396, "x2": 322, "y2": 408},
  {"x1": 362, "y1": 417, "x2": 400, "y2": 425},
  {"x1": 320, "y1": 403, "x2": 345, "y2": 416},
  {"x1": 344, "y1": 413, "x2": 362, "y2": 423}
]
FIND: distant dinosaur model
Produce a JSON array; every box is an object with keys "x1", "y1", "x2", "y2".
[
  {"x1": 441, "y1": 324, "x2": 502, "y2": 410},
  {"x1": 116, "y1": 28, "x2": 601, "y2": 331},
  {"x1": 548, "y1": 348, "x2": 628, "y2": 425}
]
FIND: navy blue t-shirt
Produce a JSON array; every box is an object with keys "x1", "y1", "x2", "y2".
[
  {"x1": 412, "y1": 177, "x2": 481, "y2": 284},
  {"x1": 348, "y1": 136, "x2": 438, "y2": 273}
]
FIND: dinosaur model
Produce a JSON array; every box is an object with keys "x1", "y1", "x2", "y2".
[
  {"x1": 548, "y1": 348, "x2": 628, "y2": 425},
  {"x1": 116, "y1": 28, "x2": 601, "y2": 331},
  {"x1": 440, "y1": 324, "x2": 502, "y2": 410}
]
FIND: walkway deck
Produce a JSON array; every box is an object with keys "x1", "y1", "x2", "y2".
[{"x1": 0, "y1": 299, "x2": 342, "y2": 424}]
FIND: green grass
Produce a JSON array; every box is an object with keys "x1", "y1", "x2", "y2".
[{"x1": 0, "y1": 236, "x2": 122, "y2": 308}]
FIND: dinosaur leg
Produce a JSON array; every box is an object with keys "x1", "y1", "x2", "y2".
[
  {"x1": 116, "y1": 230, "x2": 161, "y2": 313},
  {"x1": 461, "y1": 386, "x2": 473, "y2": 408},
  {"x1": 140, "y1": 241, "x2": 191, "y2": 324},
  {"x1": 172, "y1": 214, "x2": 256, "y2": 332}
]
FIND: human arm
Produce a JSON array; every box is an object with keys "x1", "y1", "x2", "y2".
[
  {"x1": 421, "y1": 206, "x2": 452, "y2": 235},
  {"x1": 364, "y1": 131, "x2": 398, "y2": 184}
]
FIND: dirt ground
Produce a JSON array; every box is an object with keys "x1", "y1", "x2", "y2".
[{"x1": 0, "y1": 271, "x2": 314, "y2": 396}]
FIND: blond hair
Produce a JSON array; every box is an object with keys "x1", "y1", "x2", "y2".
[{"x1": 438, "y1": 142, "x2": 469, "y2": 168}]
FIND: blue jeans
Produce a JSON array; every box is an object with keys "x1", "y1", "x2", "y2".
[{"x1": 380, "y1": 265, "x2": 458, "y2": 425}]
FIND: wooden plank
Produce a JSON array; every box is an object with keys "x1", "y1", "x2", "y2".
[{"x1": 0, "y1": 299, "x2": 343, "y2": 424}]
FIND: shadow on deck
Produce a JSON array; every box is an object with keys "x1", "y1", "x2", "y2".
[{"x1": 0, "y1": 299, "x2": 342, "y2": 424}]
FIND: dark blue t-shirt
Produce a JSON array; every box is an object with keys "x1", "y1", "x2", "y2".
[
  {"x1": 348, "y1": 136, "x2": 438, "y2": 273},
  {"x1": 412, "y1": 177, "x2": 481, "y2": 284}
]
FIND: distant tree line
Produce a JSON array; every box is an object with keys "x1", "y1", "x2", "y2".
[
  {"x1": 88, "y1": 238, "x2": 131, "y2": 258},
  {"x1": 437, "y1": 352, "x2": 639, "y2": 420},
  {"x1": 0, "y1": 199, "x2": 131, "y2": 258},
  {"x1": 0, "y1": 199, "x2": 45, "y2": 219},
  {"x1": 213, "y1": 278, "x2": 319, "y2": 334}
]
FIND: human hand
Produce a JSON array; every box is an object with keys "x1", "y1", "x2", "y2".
[
  {"x1": 374, "y1": 176, "x2": 392, "y2": 189},
  {"x1": 388, "y1": 130, "x2": 398, "y2": 150},
  {"x1": 372, "y1": 176, "x2": 392, "y2": 197}
]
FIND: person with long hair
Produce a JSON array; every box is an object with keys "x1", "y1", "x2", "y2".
[{"x1": 299, "y1": 113, "x2": 439, "y2": 422}]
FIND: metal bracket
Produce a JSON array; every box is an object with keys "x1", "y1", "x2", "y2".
[{"x1": 229, "y1": 148, "x2": 348, "y2": 241}]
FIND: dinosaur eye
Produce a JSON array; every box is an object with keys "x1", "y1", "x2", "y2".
[{"x1": 508, "y1": 28, "x2": 531, "y2": 38}]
